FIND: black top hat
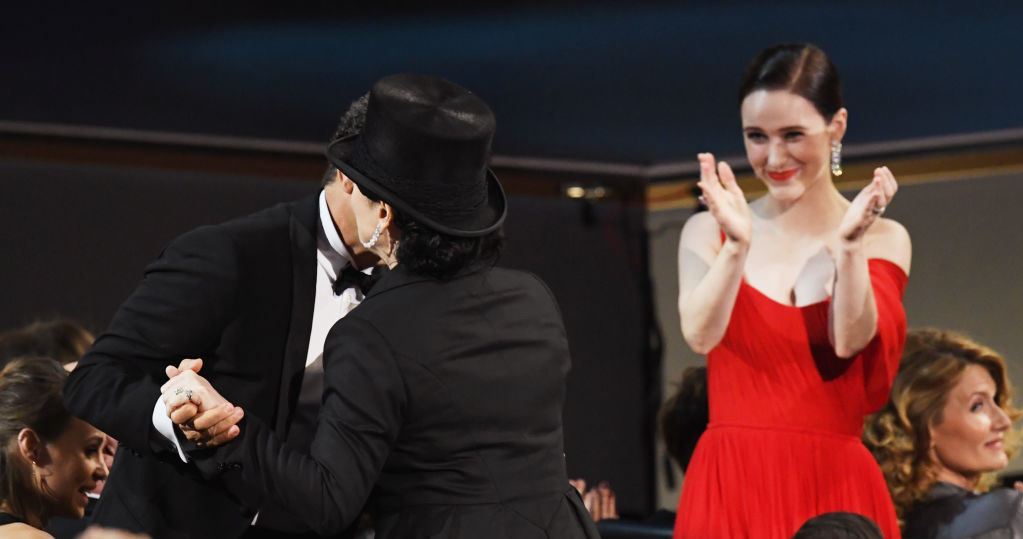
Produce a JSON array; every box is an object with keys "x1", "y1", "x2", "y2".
[{"x1": 326, "y1": 74, "x2": 506, "y2": 237}]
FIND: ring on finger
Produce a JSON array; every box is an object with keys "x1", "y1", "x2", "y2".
[
  {"x1": 174, "y1": 387, "x2": 195, "y2": 402},
  {"x1": 871, "y1": 205, "x2": 885, "y2": 215}
]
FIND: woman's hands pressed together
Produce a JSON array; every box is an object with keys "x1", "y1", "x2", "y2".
[{"x1": 160, "y1": 358, "x2": 245, "y2": 447}]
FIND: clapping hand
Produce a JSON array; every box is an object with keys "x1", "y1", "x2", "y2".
[
  {"x1": 697, "y1": 152, "x2": 752, "y2": 246},
  {"x1": 161, "y1": 358, "x2": 244, "y2": 447},
  {"x1": 569, "y1": 478, "x2": 619, "y2": 522},
  {"x1": 839, "y1": 166, "x2": 897, "y2": 243}
]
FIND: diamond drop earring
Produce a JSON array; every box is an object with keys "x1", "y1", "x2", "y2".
[{"x1": 830, "y1": 141, "x2": 843, "y2": 177}]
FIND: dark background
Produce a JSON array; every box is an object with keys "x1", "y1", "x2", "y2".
[{"x1": 3, "y1": 1, "x2": 1022, "y2": 163}]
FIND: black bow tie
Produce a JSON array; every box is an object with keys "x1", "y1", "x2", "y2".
[{"x1": 333, "y1": 265, "x2": 384, "y2": 295}]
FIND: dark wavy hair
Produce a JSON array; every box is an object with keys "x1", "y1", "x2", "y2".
[
  {"x1": 738, "y1": 43, "x2": 843, "y2": 120},
  {"x1": 322, "y1": 92, "x2": 370, "y2": 186},
  {"x1": 359, "y1": 185, "x2": 503, "y2": 280},
  {"x1": 0, "y1": 358, "x2": 71, "y2": 525},
  {"x1": 658, "y1": 366, "x2": 708, "y2": 472}
]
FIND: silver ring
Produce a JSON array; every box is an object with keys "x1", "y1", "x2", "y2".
[
  {"x1": 871, "y1": 205, "x2": 885, "y2": 215},
  {"x1": 174, "y1": 387, "x2": 194, "y2": 402}
]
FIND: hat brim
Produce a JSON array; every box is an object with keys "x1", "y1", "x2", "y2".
[{"x1": 326, "y1": 135, "x2": 506, "y2": 238}]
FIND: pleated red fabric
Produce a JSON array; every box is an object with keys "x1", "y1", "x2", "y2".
[{"x1": 674, "y1": 259, "x2": 907, "y2": 539}]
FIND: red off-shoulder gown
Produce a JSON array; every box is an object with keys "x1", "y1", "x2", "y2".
[{"x1": 674, "y1": 259, "x2": 907, "y2": 539}]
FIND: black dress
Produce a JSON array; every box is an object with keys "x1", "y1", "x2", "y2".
[
  {"x1": 903, "y1": 481, "x2": 1023, "y2": 539},
  {"x1": 0, "y1": 511, "x2": 26, "y2": 525}
]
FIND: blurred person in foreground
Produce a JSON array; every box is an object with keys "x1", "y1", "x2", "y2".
[
  {"x1": 161, "y1": 73, "x2": 600, "y2": 539},
  {"x1": 864, "y1": 329, "x2": 1023, "y2": 538},
  {"x1": 792, "y1": 512, "x2": 884, "y2": 539}
]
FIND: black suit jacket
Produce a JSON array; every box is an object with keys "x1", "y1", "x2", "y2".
[
  {"x1": 191, "y1": 264, "x2": 601, "y2": 539},
  {"x1": 64, "y1": 193, "x2": 323, "y2": 538}
]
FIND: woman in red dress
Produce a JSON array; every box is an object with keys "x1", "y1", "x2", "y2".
[{"x1": 675, "y1": 43, "x2": 912, "y2": 538}]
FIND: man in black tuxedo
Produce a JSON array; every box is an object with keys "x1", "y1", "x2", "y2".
[
  {"x1": 160, "y1": 73, "x2": 601, "y2": 539},
  {"x1": 63, "y1": 97, "x2": 377, "y2": 539}
]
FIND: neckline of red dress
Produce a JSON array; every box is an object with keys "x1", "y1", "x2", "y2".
[{"x1": 741, "y1": 258, "x2": 906, "y2": 309}]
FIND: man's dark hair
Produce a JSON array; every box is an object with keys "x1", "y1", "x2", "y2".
[{"x1": 321, "y1": 92, "x2": 370, "y2": 186}]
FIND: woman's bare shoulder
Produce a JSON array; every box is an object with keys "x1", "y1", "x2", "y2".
[
  {"x1": 680, "y1": 211, "x2": 720, "y2": 245},
  {"x1": 678, "y1": 211, "x2": 721, "y2": 262},
  {"x1": 0, "y1": 523, "x2": 52, "y2": 538},
  {"x1": 865, "y1": 217, "x2": 912, "y2": 275}
]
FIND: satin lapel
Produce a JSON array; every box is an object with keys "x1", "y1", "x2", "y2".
[{"x1": 274, "y1": 193, "x2": 319, "y2": 436}]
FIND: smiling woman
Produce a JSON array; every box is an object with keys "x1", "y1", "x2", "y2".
[
  {"x1": 0, "y1": 358, "x2": 108, "y2": 537},
  {"x1": 864, "y1": 329, "x2": 1023, "y2": 537},
  {"x1": 674, "y1": 43, "x2": 911, "y2": 538}
]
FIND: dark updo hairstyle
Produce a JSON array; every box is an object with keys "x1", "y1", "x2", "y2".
[
  {"x1": 738, "y1": 43, "x2": 844, "y2": 121},
  {"x1": 359, "y1": 185, "x2": 503, "y2": 280},
  {"x1": 0, "y1": 358, "x2": 71, "y2": 523}
]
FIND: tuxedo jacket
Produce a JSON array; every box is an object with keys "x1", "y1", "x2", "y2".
[
  {"x1": 64, "y1": 193, "x2": 327, "y2": 538},
  {"x1": 191, "y1": 264, "x2": 601, "y2": 539}
]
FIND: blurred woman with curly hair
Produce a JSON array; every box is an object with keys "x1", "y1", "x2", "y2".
[{"x1": 864, "y1": 328, "x2": 1023, "y2": 537}]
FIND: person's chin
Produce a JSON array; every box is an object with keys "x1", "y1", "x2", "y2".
[
  {"x1": 977, "y1": 453, "x2": 1009, "y2": 473},
  {"x1": 69, "y1": 490, "x2": 91, "y2": 518},
  {"x1": 764, "y1": 182, "x2": 804, "y2": 201}
]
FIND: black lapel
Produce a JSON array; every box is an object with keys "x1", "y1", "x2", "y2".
[{"x1": 274, "y1": 192, "x2": 320, "y2": 436}]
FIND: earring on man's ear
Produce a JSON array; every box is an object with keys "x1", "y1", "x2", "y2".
[
  {"x1": 830, "y1": 141, "x2": 843, "y2": 177},
  {"x1": 361, "y1": 222, "x2": 383, "y2": 249}
]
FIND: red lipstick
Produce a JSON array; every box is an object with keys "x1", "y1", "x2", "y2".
[{"x1": 767, "y1": 168, "x2": 798, "y2": 181}]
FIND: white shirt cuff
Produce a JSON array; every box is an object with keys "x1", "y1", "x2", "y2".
[{"x1": 153, "y1": 396, "x2": 189, "y2": 463}]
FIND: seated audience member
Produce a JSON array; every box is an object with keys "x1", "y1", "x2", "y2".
[
  {"x1": 0, "y1": 319, "x2": 94, "y2": 371},
  {"x1": 659, "y1": 365, "x2": 709, "y2": 473},
  {"x1": 0, "y1": 320, "x2": 114, "y2": 495},
  {"x1": 864, "y1": 329, "x2": 1023, "y2": 537},
  {"x1": 0, "y1": 358, "x2": 108, "y2": 537},
  {"x1": 0, "y1": 321, "x2": 111, "y2": 537},
  {"x1": 569, "y1": 479, "x2": 619, "y2": 521},
  {"x1": 791, "y1": 512, "x2": 884, "y2": 539}
]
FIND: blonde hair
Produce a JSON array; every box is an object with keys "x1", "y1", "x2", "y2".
[{"x1": 863, "y1": 328, "x2": 1021, "y2": 519}]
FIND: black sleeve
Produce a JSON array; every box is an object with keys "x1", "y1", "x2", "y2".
[
  {"x1": 64, "y1": 225, "x2": 239, "y2": 455},
  {"x1": 191, "y1": 316, "x2": 405, "y2": 535}
]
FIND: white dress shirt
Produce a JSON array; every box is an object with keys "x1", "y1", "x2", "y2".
[{"x1": 153, "y1": 190, "x2": 370, "y2": 463}]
